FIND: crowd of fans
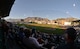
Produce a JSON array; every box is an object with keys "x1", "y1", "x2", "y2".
[{"x1": 0, "y1": 19, "x2": 80, "y2": 49}]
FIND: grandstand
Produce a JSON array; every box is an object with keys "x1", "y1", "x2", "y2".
[{"x1": 0, "y1": 0, "x2": 80, "y2": 49}]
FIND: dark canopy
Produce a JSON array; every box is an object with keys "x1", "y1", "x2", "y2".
[{"x1": 0, "y1": 0, "x2": 15, "y2": 18}]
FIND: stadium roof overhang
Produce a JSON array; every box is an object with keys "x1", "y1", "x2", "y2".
[{"x1": 0, "y1": 0, "x2": 15, "y2": 18}]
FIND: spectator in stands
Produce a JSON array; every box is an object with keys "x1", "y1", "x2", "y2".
[
  {"x1": 2, "y1": 20, "x2": 9, "y2": 33},
  {"x1": 31, "y1": 28, "x2": 37, "y2": 38},
  {"x1": 54, "y1": 35, "x2": 60, "y2": 45},
  {"x1": 23, "y1": 29, "x2": 43, "y2": 49},
  {"x1": 55, "y1": 27, "x2": 80, "y2": 49},
  {"x1": 37, "y1": 35, "x2": 45, "y2": 44},
  {"x1": 32, "y1": 28, "x2": 36, "y2": 34},
  {"x1": 1, "y1": 20, "x2": 10, "y2": 49},
  {"x1": 18, "y1": 27, "x2": 25, "y2": 39}
]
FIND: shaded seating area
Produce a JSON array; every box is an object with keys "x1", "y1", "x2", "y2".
[{"x1": 0, "y1": 19, "x2": 80, "y2": 49}]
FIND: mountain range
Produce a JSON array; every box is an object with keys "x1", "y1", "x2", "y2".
[{"x1": 6, "y1": 17, "x2": 78, "y2": 23}]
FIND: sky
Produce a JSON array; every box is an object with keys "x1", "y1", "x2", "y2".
[{"x1": 5, "y1": 0, "x2": 80, "y2": 20}]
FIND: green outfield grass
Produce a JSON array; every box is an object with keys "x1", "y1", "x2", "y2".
[{"x1": 18, "y1": 24, "x2": 65, "y2": 34}]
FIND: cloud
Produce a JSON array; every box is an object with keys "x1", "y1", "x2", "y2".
[
  {"x1": 23, "y1": 14, "x2": 26, "y2": 16},
  {"x1": 73, "y1": 3, "x2": 76, "y2": 7},
  {"x1": 66, "y1": 11, "x2": 69, "y2": 14}
]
